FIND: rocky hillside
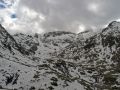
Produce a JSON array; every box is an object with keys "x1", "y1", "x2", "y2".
[
  {"x1": 0, "y1": 21, "x2": 120, "y2": 90},
  {"x1": 58, "y1": 21, "x2": 120, "y2": 90}
]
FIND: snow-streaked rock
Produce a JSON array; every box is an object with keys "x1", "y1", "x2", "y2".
[{"x1": 0, "y1": 21, "x2": 120, "y2": 90}]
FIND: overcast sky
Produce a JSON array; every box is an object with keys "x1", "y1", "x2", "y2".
[{"x1": 0, "y1": 0, "x2": 120, "y2": 34}]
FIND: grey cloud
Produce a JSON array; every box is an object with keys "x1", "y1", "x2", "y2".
[{"x1": 17, "y1": 0, "x2": 120, "y2": 33}]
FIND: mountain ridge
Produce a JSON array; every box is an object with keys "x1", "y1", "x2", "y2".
[{"x1": 0, "y1": 21, "x2": 120, "y2": 90}]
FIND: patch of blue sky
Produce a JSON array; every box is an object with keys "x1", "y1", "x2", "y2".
[
  {"x1": 0, "y1": 0, "x2": 13, "y2": 9},
  {"x1": 0, "y1": 0, "x2": 4, "y2": 3},
  {"x1": 11, "y1": 14, "x2": 17, "y2": 19},
  {"x1": 0, "y1": 2, "x2": 6, "y2": 9}
]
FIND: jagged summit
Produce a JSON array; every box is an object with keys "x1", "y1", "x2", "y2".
[{"x1": 108, "y1": 21, "x2": 120, "y2": 28}]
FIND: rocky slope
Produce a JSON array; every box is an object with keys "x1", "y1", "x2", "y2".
[
  {"x1": 0, "y1": 21, "x2": 120, "y2": 90},
  {"x1": 58, "y1": 21, "x2": 120, "y2": 90}
]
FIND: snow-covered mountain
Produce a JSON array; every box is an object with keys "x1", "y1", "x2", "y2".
[
  {"x1": 0, "y1": 21, "x2": 120, "y2": 90},
  {"x1": 58, "y1": 21, "x2": 120, "y2": 90}
]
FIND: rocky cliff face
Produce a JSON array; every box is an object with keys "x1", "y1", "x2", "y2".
[
  {"x1": 0, "y1": 25, "x2": 30, "y2": 55},
  {"x1": 0, "y1": 21, "x2": 120, "y2": 90}
]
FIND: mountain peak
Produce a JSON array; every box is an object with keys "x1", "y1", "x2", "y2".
[
  {"x1": 0, "y1": 24, "x2": 6, "y2": 32},
  {"x1": 108, "y1": 21, "x2": 120, "y2": 28},
  {"x1": 76, "y1": 30, "x2": 95, "y2": 41},
  {"x1": 102, "y1": 21, "x2": 120, "y2": 33}
]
